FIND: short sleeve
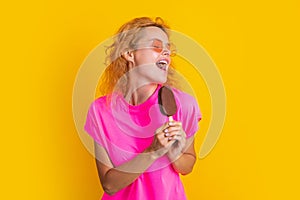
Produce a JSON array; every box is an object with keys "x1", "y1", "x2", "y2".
[
  {"x1": 84, "y1": 101, "x2": 107, "y2": 148},
  {"x1": 179, "y1": 94, "x2": 202, "y2": 138}
]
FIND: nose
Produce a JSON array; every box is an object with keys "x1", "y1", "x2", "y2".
[{"x1": 162, "y1": 48, "x2": 170, "y2": 56}]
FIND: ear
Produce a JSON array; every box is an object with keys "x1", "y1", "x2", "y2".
[{"x1": 122, "y1": 51, "x2": 135, "y2": 63}]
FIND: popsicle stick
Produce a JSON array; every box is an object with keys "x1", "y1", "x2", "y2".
[{"x1": 168, "y1": 116, "x2": 173, "y2": 122}]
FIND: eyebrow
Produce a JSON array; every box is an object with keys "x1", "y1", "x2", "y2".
[{"x1": 148, "y1": 38, "x2": 170, "y2": 44}]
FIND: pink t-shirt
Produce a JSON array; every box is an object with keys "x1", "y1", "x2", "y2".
[{"x1": 84, "y1": 85, "x2": 201, "y2": 200}]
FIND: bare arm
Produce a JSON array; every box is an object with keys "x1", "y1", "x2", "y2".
[
  {"x1": 170, "y1": 138, "x2": 196, "y2": 175},
  {"x1": 95, "y1": 143, "x2": 156, "y2": 195},
  {"x1": 164, "y1": 121, "x2": 197, "y2": 175},
  {"x1": 94, "y1": 122, "x2": 175, "y2": 195}
]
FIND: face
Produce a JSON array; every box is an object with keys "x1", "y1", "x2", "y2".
[{"x1": 126, "y1": 26, "x2": 174, "y2": 84}]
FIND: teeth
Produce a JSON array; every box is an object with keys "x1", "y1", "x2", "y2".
[
  {"x1": 156, "y1": 60, "x2": 169, "y2": 70},
  {"x1": 159, "y1": 60, "x2": 168, "y2": 65}
]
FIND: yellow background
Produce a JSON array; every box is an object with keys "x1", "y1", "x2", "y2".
[{"x1": 1, "y1": 0, "x2": 299, "y2": 199}]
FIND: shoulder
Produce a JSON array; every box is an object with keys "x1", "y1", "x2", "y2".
[
  {"x1": 172, "y1": 87, "x2": 198, "y2": 106},
  {"x1": 88, "y1": 95, "x2": 110, "y2": 113},
  {"x1": 93, "y1": 95, "x2": 108, "y2": 105},
  {"x1": 171, "y1": 87, "x2": 201, "y2": 119}
]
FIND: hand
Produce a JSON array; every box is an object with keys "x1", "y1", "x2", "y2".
[
  {"x1": 146, "y1": 122, "x2": 177, "y2": 159},
  {"x1": 164, "y1": 121, "x2": 187, "y2": 162}
]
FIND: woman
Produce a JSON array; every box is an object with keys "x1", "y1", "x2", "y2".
[{"x1": 85, "y1": 17, "x2": 201, "y2": 200}]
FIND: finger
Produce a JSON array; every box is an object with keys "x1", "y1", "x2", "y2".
[
  {"x1": 166, "y1": 129, "x2": 186, "y2": 137},
  {"x1": 163, "y1": 124, "x2": 184, "y2": 135},
  {"x1": 166, "y1": 132, "x2": 180, "y2": 139},
  {"x1": 171, "y1": 135, "x2": 181, "y2": 140},
  {"x1": 166, "y1": 138, "x2": 177, "y2": 146},
  {"x1": 170, "y1": 135, "x2": 186, "y2": 144},
  {"x1": 166, "y1": 125, "x2": 186, "y2": 138},
  {"x1": 170, "y1": 129, "x2": 186, "y2": 138},
  {"x1": 159, "y1": 131, "x2": 176, "y2": 142},
  {"x1": 158, "y1": 137, "x2": 175, "y2": 150},
  {"x1": 163, "y1": 131, "x2": 183, "y2": 139},
  {"x1": 163, "y1": 126, "x2": 181, "y2": 134},
  {"x1": 157, "y1": 133, "x2": 170, "y2": 145},
  {"x1": 155, "y1": 122, "x2": 171, "y2": 135},
  {"x1": 168, "y1": 121, "x2": 182, "y2": 127}
]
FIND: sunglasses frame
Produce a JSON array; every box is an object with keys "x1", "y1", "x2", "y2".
[{"x1": 133, "y1": 38, "x2": 177, "y2": 57}]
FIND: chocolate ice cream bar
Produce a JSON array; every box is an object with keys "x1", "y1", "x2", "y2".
[{"x1": 158, "y1": 86, "x2": 177, "y2": 121}]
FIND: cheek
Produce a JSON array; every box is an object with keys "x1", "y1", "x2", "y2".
[{"x1": 134, "y1": 51, "x2": 158, "y2": 65}]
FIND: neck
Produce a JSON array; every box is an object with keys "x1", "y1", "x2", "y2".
[{"x1": 124, "y1": 84, "x2": 158, "y2": 105}]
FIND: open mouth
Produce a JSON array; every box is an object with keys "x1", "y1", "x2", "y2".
[{"x1": 156, "y1": 59, "x2": 169, "y2": 71}]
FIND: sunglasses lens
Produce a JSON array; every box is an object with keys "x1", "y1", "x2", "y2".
[
  {"x1": 152, "y1": 40, "x2": 164, "y2": 53},
  {"x1": 135, "y1": 39, "x2": 177, "y2": 56},
  {"x1": 152, "y1": 39, "x2": 177, "y2": 55}
]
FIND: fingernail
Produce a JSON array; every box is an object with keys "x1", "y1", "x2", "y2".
[{"x1": 164, "y1": 129, "x2": 168, "y2": 133}]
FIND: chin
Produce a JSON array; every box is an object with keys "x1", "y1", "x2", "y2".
[{"x1": 155, "y1": 77, "x2": 167, "y2": 84}]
